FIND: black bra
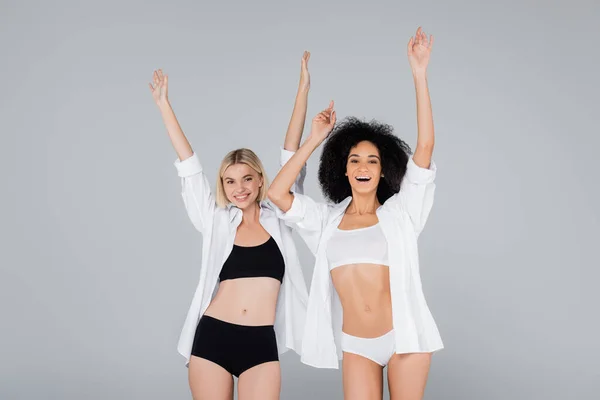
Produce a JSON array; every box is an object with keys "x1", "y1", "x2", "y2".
[{"x1": 219, "y1": 236, "x2": 285, "y2": 283}]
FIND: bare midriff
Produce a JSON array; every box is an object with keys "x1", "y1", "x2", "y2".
[
  {"x1": 203, "y1": 277, "x2": 281, "y2": 326},
  {"x1": 331, "y1": 263, "x2": 393, "y2": 337}
]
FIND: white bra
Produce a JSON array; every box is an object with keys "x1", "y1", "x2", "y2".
[{"x1": 326, "y1": 223, "x2": 389, "y2": 271}]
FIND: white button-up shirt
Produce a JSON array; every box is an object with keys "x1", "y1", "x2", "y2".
[
  {"x1": 275, "y1": 157, "x2": 444, "y2": 369},
  {"x1": 174, "y1": 149, "x2": 309, "y2": 366}
]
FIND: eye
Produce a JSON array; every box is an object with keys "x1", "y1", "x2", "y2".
[
  {"x1": 245, "y1": 177, "x2": 253, "y2": 182},
  {"x1": 369, "y1": 160, "x2": 378, "y2": 164},
  {"x1": 350, "y1": 159, "x2": 358, "y2": 163},
  {"x1": 226, "y1": 180, "x2": 233, "y2": 185}
]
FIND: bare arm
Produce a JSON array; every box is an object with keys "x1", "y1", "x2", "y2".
[
  {"x1": 407, "y1": 27, "x2": 435, "y2": 168},
  {"x1": 283, "y1": 51, "x2": 311, "y2": 152},
  {"x1": 149, "y1": 69, "x2": 193, "y2": 161},
  {"x1": 269, "y1": 102, "x2": 336, "y2": 212}
]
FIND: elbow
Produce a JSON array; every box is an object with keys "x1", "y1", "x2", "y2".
[
  {"x1": 267, "y1": 187, "x2": 283, "y2": 204},
  {"x1": 268, "y1": 186, "x2": 293, "y2": 213},
  {"x1": 415, "y1": 141, "x2": 434, "y2": 153}
]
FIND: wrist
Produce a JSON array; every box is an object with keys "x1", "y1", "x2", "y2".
[
  {"x1": 305, "y1": 133, "x2": 323, "y2": 148},
  {"x1": 297, "y1": 86, "x2": 309, "y2": 96},
  {"x1": 412, "y1": 69, "x2": 428, "y2": 80},
  {"x1": 157, "y1": 98, "x2": 171, "y2": 109}
]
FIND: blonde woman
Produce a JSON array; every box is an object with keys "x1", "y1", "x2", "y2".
[
  {"x1": 149, "y1": 52, "x2": 312, "y2": 400},
  {"x1": 269, "y1": 28, "x2": 441, "y2": 400}
]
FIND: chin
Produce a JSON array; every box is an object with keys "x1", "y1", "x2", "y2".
[{"x1": 350, "y1": 185, "x2": 377, "y2": 195}]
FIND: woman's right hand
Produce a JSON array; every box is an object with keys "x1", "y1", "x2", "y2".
[
  {"x1": 149, "y1": 69, "x2": 168, "y2": 105},
  {"x1": 309, "y1": 101, "x2": 336, "y2": 143}
]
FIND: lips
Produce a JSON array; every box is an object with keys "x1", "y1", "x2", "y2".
[
  {"x1": 355, "y1": 176, "x2": 372, "y2": 182},
  {"x1": 234, "y1": 193, "x2": 250, "y2": 201}
]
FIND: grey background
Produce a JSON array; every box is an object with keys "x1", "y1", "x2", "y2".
[{"x1": 1, "y1": 0, "x2": 599, "y2": 399}]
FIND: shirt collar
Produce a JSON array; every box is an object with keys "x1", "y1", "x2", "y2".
[{"x1": 226, "y1": 200, "x2": 274, "y2": 222}]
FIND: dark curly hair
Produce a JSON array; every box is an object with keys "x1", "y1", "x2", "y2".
[{"x1": 318, "y1": 117, "x2": 412, "y2": 204}]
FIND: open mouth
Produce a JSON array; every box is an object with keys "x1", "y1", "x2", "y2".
[
  {"x1": 234, "y1": 193, "x2": 250, "y2": 202},
  {"x1": 355, "y1": 176, "x2": 372, "y2": 183}
]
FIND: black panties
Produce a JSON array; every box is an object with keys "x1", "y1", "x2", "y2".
[{"x1": 191, "y1": 315, "x2": 279, "y2": 377}]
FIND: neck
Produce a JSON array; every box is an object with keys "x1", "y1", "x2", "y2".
[
  {"x1": 240, "y1": 201, "x2": 261, "y2": 224},
  {"x1": 347, "y1": 191, "x2": 380, "y2": 214}
]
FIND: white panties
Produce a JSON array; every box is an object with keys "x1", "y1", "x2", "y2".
[{"x1": 341, "y1": 329, "x2": 396, "y2": 366}]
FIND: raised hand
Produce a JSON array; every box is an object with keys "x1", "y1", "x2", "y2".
[
  {"x1": 299, "y1": 51, "x2": 311, "y2": 92},
  {"x1": 407, "y1": 27, "x2": 434, "y2": 73},
  {"x1": 310, "y1": 100, "x2": 336, "y2": 142},
  {"x1": 149, "y1": 69, "x2": 168, "y2": 105}
]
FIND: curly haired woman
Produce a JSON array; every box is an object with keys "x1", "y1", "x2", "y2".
[{"x1": 268, "y1": 28, "x2": 442, "y2": 400}]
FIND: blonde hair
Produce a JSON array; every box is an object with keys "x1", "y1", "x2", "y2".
[{"x1": 216, "y1": 148, "x2": 269, "y2": 208}]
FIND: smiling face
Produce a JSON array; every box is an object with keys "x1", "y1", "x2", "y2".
[
  {"x1": 222, "y1": 163, "x2": 264, "y2": 209},
  {"x1": 345, "y1": 140, "x2": 382, "y2": 196}
]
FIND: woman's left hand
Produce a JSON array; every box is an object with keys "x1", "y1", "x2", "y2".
[
  {"x1": 407, "y1": 27, "x2": 434, "y2": 74},
  {"x1": 299, "y1": 51, "x2": 311, "y2": 91}
]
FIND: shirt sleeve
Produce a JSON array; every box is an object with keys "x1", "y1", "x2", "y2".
[
  {"x1": 174, "y1": 153, "x2": 216, "y2": 233},
  {"x1": 274, "y1": 192, "x2": 328, "y2": 255},
  {"x1": 384, "y1": 157, "x2": 437, "y2": 236},
  {"x1": 279, "y1": 147, "x2": 307, "y2": 195}
]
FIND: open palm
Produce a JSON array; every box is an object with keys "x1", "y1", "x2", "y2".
[
  {"x1": 300, "y1": 51, "x2": 311, "y2": 91},
  {"x1": 149, "y1": 69, "x2": 168, "y2": 105},
  {"x1": 408, "y1": 27, "x2": 434, "y2": 73}
]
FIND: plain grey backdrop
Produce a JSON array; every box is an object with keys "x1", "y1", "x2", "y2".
[{"x1": 2, "y1": 0, "x2": 599, "y2": 399}]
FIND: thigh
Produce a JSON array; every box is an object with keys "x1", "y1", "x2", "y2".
[
  {"x1": 237, "y1": 361, "x2": 281, "y2": 400},
  {"x1": 387, "y1": 353, "x2": 432, "y2": 400},
  {"x1": 342, "y1": 352, "x2": 384, "y2": 400},
  {"x1": 188, "y1": 355, "x2": 234, "y2": 400}
]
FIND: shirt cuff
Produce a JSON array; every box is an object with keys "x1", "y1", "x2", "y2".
[
  {"x1": 274, "y1": 193, "x2": 304, "y2": 222},
  {"x1": 174, "y1": 153, "x2": 203, "y2": 178},
  {"x1": 405, "y1": 157, "x2": 436, "y2": 184}
]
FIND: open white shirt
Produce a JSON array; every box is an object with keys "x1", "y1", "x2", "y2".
[
  {"x1": 173, "y1": 149, "x2": 309, "y2": 366},
  {"x1": 275, "y1": 157, "x2": 444, "y2": 369}
]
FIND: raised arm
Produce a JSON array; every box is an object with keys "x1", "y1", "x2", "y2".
[
  {"x1": 149, "y1": 69, "x2": 193, "y2": 161},
  {"x1": 408, "y1": 26, "x2": 435, "y2": 167},
  {"x1": 386, "y1": 28, "x2": 437, "y2": 235},
  {"x1": 149, "y1": 69, "x2": 215, "y2": 233},
  {"x1": 279, "y1": 51, "x2": 312, "y2": 194},
  {"x1": 283, "y1": 51, "x2": 311, "y2": 152},
  {"x1": 269, "y1": 102, "x2": 336, "y2": 212}
]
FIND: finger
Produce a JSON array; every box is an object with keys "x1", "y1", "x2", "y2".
[
  {"x1": 429, "y1": 34, "x2": 434, "y2": 50},
  {"x1": 158, "y1": 69, "x2": 164, "y2": 79},
  {"x1": 306, "y1": 51, "x2": 311, "y2": 63},
  {"x1": 407, "y1": 37, "x2": 413, "y2": 55},
  {"x1": 148, "y1": 82, "x2": 155, "y2": 92},
  {"x1": 331, "y1": 110, "x2": 337, "y2": 126},
  {"x1": 153, "y1": 70, "x2": 159, "y2": 84},
  {"x1": 164, "y1": 75, "x2": 168, "y2": 89}
]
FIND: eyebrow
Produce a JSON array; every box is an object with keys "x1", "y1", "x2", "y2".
[
  {"x1": 224, "y1": 174, "x2": 254, "y2": 180},
  {"x1": 348, "y1": 154, "x2": 381, "y2": 160}
]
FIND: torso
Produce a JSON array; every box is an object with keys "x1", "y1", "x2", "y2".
[
  {"x1": 204, "y1": 219, "x2": 282, "y2": 326},
  {"x1": 329, "y1": 211, "x2": 393, "y2": 337}
]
